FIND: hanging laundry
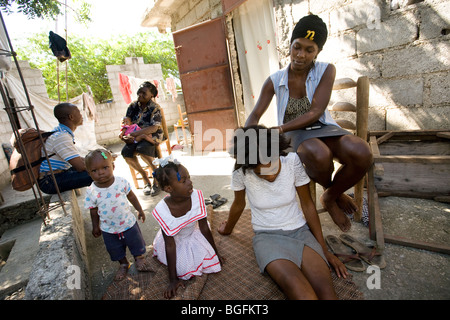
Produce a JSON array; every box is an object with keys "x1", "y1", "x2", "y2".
[
  {"x1": 166, "y1": 77, "x2": 178, "y2": 101},
  {"x1": 118, "y1": 73, "x2": 132, "y2": 104},
  {"x1": 82, "y1": 92, "x2": 98, "y2": 122},
  {"x1": 49, "y1": 31, "x2": 71, "y2": 62}
]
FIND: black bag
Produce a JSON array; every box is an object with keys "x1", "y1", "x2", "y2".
[{"x1": 49, "y1": 31, "x2": 71, "y2": 62}]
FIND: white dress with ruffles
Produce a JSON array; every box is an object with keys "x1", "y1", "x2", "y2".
[{"x1": 152, "y1": 189, "x2": 221, "y2": 280}]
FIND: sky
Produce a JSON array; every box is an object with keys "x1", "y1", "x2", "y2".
[{"x1": 1, "y1": 0, "x2": 157, "y2": 42}]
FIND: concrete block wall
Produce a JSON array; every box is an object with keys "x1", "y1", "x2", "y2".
[
  {"x1": 172, "y1": 0, "x2": 223, "y2": 30},
  {"x1": 0, "y1": 61, "x2": 49, "y2": 189},
  {"x1": 272, "y1": 0, "x2": 450, "y2": 131},
  {"x1": 96, "y1": 57, "x2": 185, "y2": 145}
]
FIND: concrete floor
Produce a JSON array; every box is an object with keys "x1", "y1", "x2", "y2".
[{"x1": 1, "y1": 137, "x2": 449, "y2": 300}]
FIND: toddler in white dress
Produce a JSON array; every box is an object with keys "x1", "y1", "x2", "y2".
[{"x1": 151, "y1": 157, "x2": 222, "y2": 299}]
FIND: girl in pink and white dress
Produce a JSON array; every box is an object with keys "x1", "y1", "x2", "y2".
[{"x1": 151, "y1": 158, "x2": 223, "y2": 299}]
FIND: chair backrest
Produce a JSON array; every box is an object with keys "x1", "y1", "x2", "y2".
[
  {"x1": 328, "y1": 76, "x2": 369, "y2": 141},
  {"x1": 157, "y1": 107, "x2": 171, "y2": 158},
  {"x1": 160, "y1": 107, "x2": 170, "y2": 141}
]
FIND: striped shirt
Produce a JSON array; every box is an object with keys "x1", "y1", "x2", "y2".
[{"x1": 40, "y1": 124, "x2": 79, "y2": 173}]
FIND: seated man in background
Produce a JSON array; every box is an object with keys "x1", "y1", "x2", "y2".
[{"x1": 38, "y1": 102, "x2": 93, "y2": 194}]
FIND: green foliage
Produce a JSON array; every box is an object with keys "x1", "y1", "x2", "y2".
[
  {"x1": 0, "y1": 0, "x2": 91, "y2": 22},
  {"x1": 14, "y1": 31, "x2": 179, "y2": 103}
]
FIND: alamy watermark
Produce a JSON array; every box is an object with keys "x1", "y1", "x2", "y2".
[{"x1": 66, "y1": 264, "x2": 81, "y2": 290}]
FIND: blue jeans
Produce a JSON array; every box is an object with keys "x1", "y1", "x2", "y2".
[{"x1": 38, "y1": 168, "x2": 93, "y2": 194}]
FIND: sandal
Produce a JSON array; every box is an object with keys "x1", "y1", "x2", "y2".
[
  {"x1": 339, "y1": 234, "x2": 386, "y2": 269},
  {"x1": 114, "y1": 263, "x2": 130, "y2": 281},
  {"x1": 325, "y1": 235, "x2": 365, "y2": 272},
  {"x1": 135, "y1": 255, "x2": 152, "y2": 272},
  {"x1": 209, "y1": 194, "x2": 228, "y2": 209}
]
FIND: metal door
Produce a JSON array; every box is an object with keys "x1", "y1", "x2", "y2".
[{"x1": 173, "y1": 17, "x2": 237, "y2": 152}]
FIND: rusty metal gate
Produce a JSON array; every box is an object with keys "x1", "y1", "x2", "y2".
[{"x1": 173, "y1": 17, "x2": 237, "y2": 152}]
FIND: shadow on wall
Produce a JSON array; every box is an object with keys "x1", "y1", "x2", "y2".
[{"x1": 334, "y1": 1, "x2": 450, "y2": 130}]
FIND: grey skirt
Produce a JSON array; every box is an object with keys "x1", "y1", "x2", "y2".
[
  {"x1": 285, "y1": 121, "x2": 351, "y2": 152},
  {"x1": 252, "y1": 224, "x2": 328, "y2": 273}
]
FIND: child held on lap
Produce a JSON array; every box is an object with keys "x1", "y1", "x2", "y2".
[
  {"x1": 151, "y1": 156, "x2": 223, "y2": 299},
  {"x1": 84, "y1": 149, "x2": 150, "y2": 281},
  {"x1": 119, "y1": 116, "x2": 156, "y2": 144}
]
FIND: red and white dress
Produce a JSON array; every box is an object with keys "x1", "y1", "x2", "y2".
[{"x1": 152, "y1": 189, "x2": 221, "y2": 280}]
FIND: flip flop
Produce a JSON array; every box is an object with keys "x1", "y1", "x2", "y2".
[
  {"x1": 325, "y1": 235, "x2": 365, "y2": 272},
  {"x1": 209, "y1": 194, "x2": 228, "y2": 209},
  {"x1": 339, "y1": 234, "x2": 386, "y2": 269}
]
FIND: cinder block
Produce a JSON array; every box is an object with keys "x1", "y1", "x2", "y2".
[
  {"x1": 370, "y1": 77, "x2": 423, "y2": 107},
  {"x1": 330, "y1": 0, "x2": 381, "y2": 33},
  {"x1": 357, "y1": 11, "x2": 418, "y2": 54},
  {"x1": 419, "y1": 2, "x2": 450, "y2": 40},
  {"x1": 426, "y1": 72, "x2": 450, "y2": 106},
  {"x1": 387, "y1": 105, "x2": 450, "y2": 130},
  {"x1": 381, "y1": 40, "x2": 450, "y2": 77}
]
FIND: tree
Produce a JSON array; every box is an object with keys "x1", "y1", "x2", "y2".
[
  {"x1": 15, "y1": 31, "x2": 179, "y2": 103},
  {"x1": 0, "y1": 0, "x2": 91, "y2": 23}
]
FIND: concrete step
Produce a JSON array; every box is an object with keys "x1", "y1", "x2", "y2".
[
  {"x1": 0, "y1": 184, "x2": 51, "y2": 237},
  {"x1": 0, "y1": 218, "x2": 42, "y2": 299}
]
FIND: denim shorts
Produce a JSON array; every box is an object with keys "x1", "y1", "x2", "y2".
[
  {"x1": 121, "y1": 140, "x2": 156, "y2": 158},
  {"x1": 37, "y1": 168, "x2": 93, "y2": 194},
  {"x1": 102, "y1": 222, "x2": 146, "y2": 261}
]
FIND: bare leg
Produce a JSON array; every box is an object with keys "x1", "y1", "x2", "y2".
[
  {"x1": 124, "y1": 156, "x2": 151, "y2": 186},
  {"x1": 265, "y1": 259, "x2": 318, "y2": 300},
  {"x1": 301, "y1": 246, "x2": 337, "y2": 300},
  {"x1": 139, "y1": 154, "x2": 159, "y2": 186},
  {"x1": 297, "y1": 138, "x2": 352, "y2": 232},
  {"x1": 321, "y1": 135, "x2": 372, "y2": 230}
]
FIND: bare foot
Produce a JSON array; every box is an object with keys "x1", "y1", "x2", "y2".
[
  {"x1": 320, "y1": 192, "x2": 351, "y2": 232},
  {"x1": 336, "y1": 194, "x2": 358, "y2": 215}
]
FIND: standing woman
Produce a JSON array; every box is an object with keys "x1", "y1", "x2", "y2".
[{"x1": 246, "y1": 14, "x2": 372, "y2": 232}]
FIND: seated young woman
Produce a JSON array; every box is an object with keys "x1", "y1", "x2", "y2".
[{"x1": 218, "y1": 125, "x2": 348, "y2": 300}]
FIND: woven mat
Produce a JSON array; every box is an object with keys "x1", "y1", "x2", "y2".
[{"x1": 102, "y1": 208, "x2": 364, "y2": 300}]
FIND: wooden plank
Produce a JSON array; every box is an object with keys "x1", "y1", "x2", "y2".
[
  {"x1": 329, "y1": 102, "x2": 356, "y2": 112},
  {"x1": 369, "y1": 136, "x2": 384, "y2": 176},
  {"x1": 335, "y1": 119, "x2": 356, "y2": 130},
  {"x1": 373, "y1": 155, "x2": 450, "y2": 164},
  {"x1": 379, "y1": 141, "x2": 450, "y2": 156},
  {"x1": 384, "y1": 234, "x2": 450, "y2": 255},
  {"x1": 333, "y1": 78, "x2": 356, "y2": 90},
  {"x1": 374, "y1": 162, "x2": 450, "y2": 195},
  {"x1": 369, "y1": 130, "x2": 450, "y2": 142},
  {"x1": 437, "y1": 131, "x2": 450, "y2": 140},
  {"x1": 376, "y1": 132, "x2": 395, "y2": 145},
  {"x1": 434, "y1": 196, "x2": 450, "y2": 203},
  {"x1": 367, "y1": 166, "x2": 385, "y2": 250},
  {"x1": 356, "y1": 76, "x2": 369, "y2": 141}
]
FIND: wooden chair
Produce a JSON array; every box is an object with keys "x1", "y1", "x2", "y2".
[
  {"x1": 173, "y1": 104, "x2": 190, "y2": 145},
  {"x1": 309, "y1": 76, "x2": 370, "y2": 221},
  {"x1": 128, "y1": 107, "x2": 172, "y2": 189}
]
